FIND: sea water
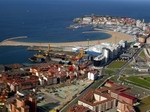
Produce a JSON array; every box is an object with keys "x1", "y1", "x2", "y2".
[{"x1": 0, "y1": 0, "x2": 150, "y2": 64}]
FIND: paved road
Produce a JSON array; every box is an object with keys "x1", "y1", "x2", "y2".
[
  {"x1": 60, "y1": 73, "x2": 111, "y2": 112},
  {"x1": 59, "y1": 46, "x2": 144, "y2": 112},
  {"x1": 117, "y1": 46, "x2": 144, "y2": 78}
]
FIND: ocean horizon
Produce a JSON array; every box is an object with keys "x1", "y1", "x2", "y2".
[{"x1": 0, "y1": 0, "x2": 150, "y2": 64}]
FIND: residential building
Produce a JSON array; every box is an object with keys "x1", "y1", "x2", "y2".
[
  {"x1": 10, "y1": 95, "x2": 37, "y2": 112},
  {"x1": 68, "y1": 80, "x2": 137, "y2": 112}
]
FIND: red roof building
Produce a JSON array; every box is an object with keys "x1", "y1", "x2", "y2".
[
  {"x1": 67, "y1": 105, "x2": 94, "y2": 112},
  {"x1": 10, "y1": 95, "x2": 37, "y2": 112},
  {"x1": 68, "y1": 80, "x2": 137, "y2": 112},
  {"x1": 78, "y1": 88, "x2": 117, "y2": 112},
  {"x1": 119, "y1": 93, "x2": 137, "y2": 105}
]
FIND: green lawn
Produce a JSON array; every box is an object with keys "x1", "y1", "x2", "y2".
[
  {"x1": 105, "y1": 60, "x2": 126, "y2": 75},
  {"x1": 104, "y1": 69, "x2": 115, "y2": 75},
  {"x1": 144, "y1": 77, "x2": 150, "y2": 82},
  {"x1": 126, "y1": 76, "x2": 150, "y2": 89},
  {"x1": 107, "y1": 60, "x2": 126, "y2": 68},
  {"x1": 137, "y1": 96, "x2": 150, "y2": 112},
  {"x1": 139, "y1": 50, "x2": 146, "y2": 58}
]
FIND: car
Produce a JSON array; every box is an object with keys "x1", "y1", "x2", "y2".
[{"x1": 36, "y1": 93, "x2": 45, "y2": 101}]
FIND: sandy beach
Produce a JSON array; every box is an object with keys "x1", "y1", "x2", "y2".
[{"x1": 0, "y1": 30, "x2": 133, "y2": 47}]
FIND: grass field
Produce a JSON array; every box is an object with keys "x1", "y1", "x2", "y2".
[
  {"x1": 104, "y1": 69, "x2": 116, "y2": 75},
  {"x1": 126, "y1": 76, "x2": 150, "y2": 89},
  {"x1": 137, "y1": 96, "x2": 150, "y2": 112},
  {"x1": 139, "y1": 50, "x2": 146, "y2": 59},
  {"x1": 107, "y1": 60, "x2": 126, "y2": 68},
  {"x1": 105, "y1": 60, "x2": 127, "y2": 75},
  {"x1": 144, "y1": 77, "x2": 150, "y2": 82}
]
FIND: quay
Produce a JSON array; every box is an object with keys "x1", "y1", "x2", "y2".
[{"x1": 27, "y1": 46, "x2": 63, "y2": 51}]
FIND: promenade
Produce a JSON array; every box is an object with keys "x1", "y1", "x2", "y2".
[{"x1": 0, "y1": 30, "x2": 132, "y2": 47}]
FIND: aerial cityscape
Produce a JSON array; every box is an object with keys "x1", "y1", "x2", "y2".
[{"x1": 0, "y1": 0, "x2": 150, "y2": 112}]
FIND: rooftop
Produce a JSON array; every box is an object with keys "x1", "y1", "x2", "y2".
[
  {"x1": 67, "y1": 105, "x2": 93, "y2": 112},
  {"x1": 79, "y1": 88, "x2": 114, "y2": 106},
  {"x1": 119, "y1": 92, "x2": 136, "y2": 100}
]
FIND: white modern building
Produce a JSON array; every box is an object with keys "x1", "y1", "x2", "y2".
[
  {"x1": 87, "y1": 71, "x2": 99, "y2": 81},
  {"x1": 131, "y1": 42, "x2": 141, "y2": 48},
  {"x1": 82, "y1": 17, "x2": 92, "y2": 24},
  {"x1": 102, "y1": 47, "x2": 110, "y2": 62},
  {"x1": 72, "y1": 40, "x2": 127, "y2": 66}
]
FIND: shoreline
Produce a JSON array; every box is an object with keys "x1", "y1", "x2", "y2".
[{"x1": 0, "y1": 30, "x2": 133, "y2": 47}]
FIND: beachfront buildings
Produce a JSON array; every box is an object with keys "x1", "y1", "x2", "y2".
[
  {"x1": 82, "y1": 17, "x2": 92, "y2": 24},
  {"x1": 73, "y1": 40, "x2": 127, "y2": 67},
  {"x1": 68, "y1": 80, "x2": 137, "y2": 112},
  {"x1": 82, "y1": 16, "x2": 137, "y2": 26},
  {"x1": 76, "y1": 15, "x2": 150, "y2": 39}
]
